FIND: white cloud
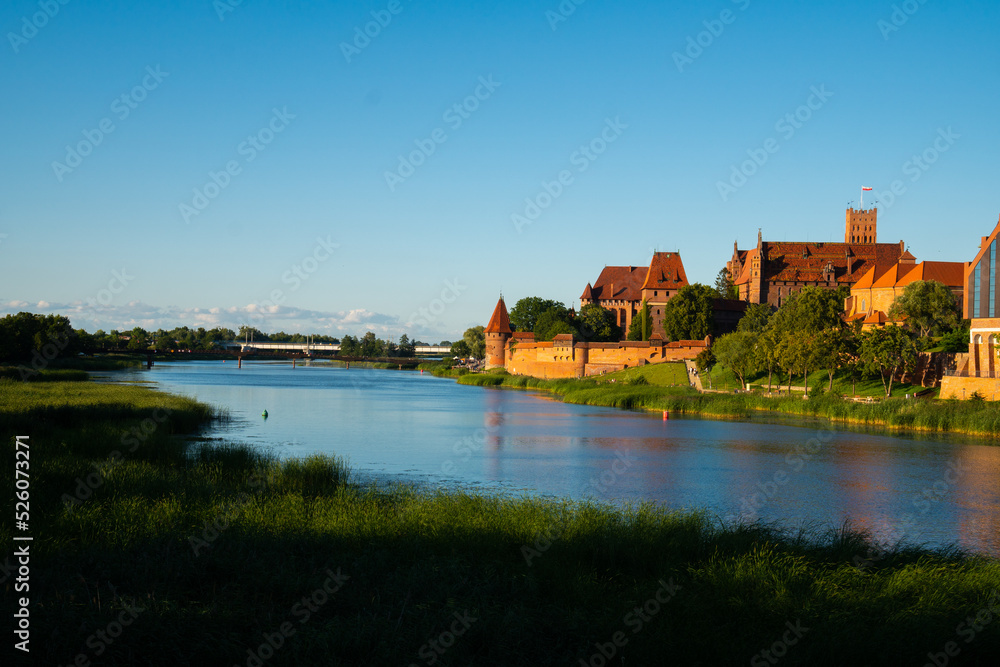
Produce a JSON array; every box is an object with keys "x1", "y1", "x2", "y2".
[{"x1": 0, "y1": 299, "x2": 460, "y2": 339}]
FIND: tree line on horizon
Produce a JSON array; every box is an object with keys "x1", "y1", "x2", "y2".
[{"x1": 0, "y1": 314, "x2": 452, "y2": 364}]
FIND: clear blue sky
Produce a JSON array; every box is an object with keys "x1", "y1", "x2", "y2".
[{"x1": 2, "y1": 0, "x2": 998, "y2": 342}]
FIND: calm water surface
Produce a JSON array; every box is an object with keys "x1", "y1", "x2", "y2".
[{"x1": 115, "y1": 361, "x2": 1000, "y2": 555}]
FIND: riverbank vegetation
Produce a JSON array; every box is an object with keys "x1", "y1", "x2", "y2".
[
  {"x1": 2, "y1": 377, "x2": 999, "y2": 665},
  {"x1": 455, "y1": 366, "x2": 1000, "y2": 437}
]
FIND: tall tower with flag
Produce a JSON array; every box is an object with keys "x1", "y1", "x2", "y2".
[{"x1": 845, "y1": 192, "x2": 877, "y2": 244}]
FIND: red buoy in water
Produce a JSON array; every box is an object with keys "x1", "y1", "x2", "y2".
[{"x1": 663, "y1": 410, "x2": 669, "y2": 421}]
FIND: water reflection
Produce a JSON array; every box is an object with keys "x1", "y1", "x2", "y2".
[{"x1": 120, "y1": 361, "x2": 1000, "y2": 555}]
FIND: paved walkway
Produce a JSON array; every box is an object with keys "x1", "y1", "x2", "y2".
[{"x1": 684, "y1": 360, "x2": 704, "y2": 392}]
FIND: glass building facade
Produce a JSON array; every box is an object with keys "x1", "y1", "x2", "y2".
[{"x1": 969, "y1": 237, "x2": 999, "y2": 319}]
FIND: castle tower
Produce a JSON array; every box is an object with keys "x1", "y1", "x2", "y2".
[
  {"x1": 845, "y1": 207, "x2": 878, "y2": 244},
  {"x1": 484, "y1": 295, "x2": 512, "y2": 370}
]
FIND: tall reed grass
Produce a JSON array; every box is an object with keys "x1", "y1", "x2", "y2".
[{"x1": 2, "y1": 378, "x2": 998, "y2": 665}]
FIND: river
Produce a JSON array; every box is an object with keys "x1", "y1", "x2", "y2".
[{"x1": 112, "y1": 360, "x2": 1000, "y2": 556}]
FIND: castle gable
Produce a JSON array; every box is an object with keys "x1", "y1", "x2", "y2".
[
  {"x1": 641, "y1": 252, "x2": 689, "y2": 291},
  {"x1": 589, "y1": 265, "x2": 648, "y2": 302}
]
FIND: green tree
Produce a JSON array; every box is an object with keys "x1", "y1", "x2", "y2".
[
  {"x1": 712, "y1": 331, "x2": 758, "y2": 389},
  {"x1": 812, "y1": 326, "x2": 850, "y2": 392},
  {"x1": 939, "y1": 321, "x2": 971, "y2": 353},
  {"x1": 859, "y1": 325, "x2": 918, "y2": 397},
  {"x1": 339, "y1": 335, "x2": 360, "y2": 357},
  {"x1": 509, "y1": 297, "x2": 563, "y2": 333},
  {"x1": 397, "y1": 334, "x2": 415, "y2": 357},
  {"x1": 360, "y1": 331, "x2": 384, "y2": 358},
  {"x1": 766, "y1": 287, "x2": 848, "y2": 394},
  {"x1": 463, "y1": 326, "x2": 486, "y2": 359},
  {"x1": 888, "y1": 280, "x2": 961, "y2": 338},
  {"x1": 155, "y1": 330, "x2": 173, "y2": 351},
  {"x1": 755, "y1": 327, "x2": 780, "y2": 392},
  {"x1": 576, "y1": 304, "x2": 621, "y2": 342},
  {"x1": 695, "y1": 347, "x2": 716, "y2": 389},
  {"x1": 626, "y1": 300, "x2": 651, "y2": 341},
  {"x1": 0, "y1": 312, "x2": 78, "y2": 362},
  {"x1": 714, "y1": 268, "x2": 738, "y2": 299},
  {"x1": 661, "y1": 285, "x2": 716, "y2": 341},
  {"x1": 450, "y1": 340, "x2": 471, "y2": 358},
  {"x1": 534, "y1": 305, "x2": 576, "y2": 342},
  {"x1": 126, "y1": 327, "x2": 149, "y2": 351},
  {"x1": 737, "y1": 303, "x2": 773, "y2": 334}
]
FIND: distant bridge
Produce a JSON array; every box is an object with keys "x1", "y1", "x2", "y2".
[{"x1": 216, "y1": 341, "x2": 452, "y2": 356}]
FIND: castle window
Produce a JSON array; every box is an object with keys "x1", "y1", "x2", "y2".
[{"x1": 861, "y1": 299, "x2": 866, "y2": 312}]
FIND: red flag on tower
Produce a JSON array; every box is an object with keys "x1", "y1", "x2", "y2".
[{"x1": 862, "y1": 187, "x2": 873, "y2": 191}]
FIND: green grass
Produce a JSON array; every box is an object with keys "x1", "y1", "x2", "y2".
[
  {"x1": 3, "y1": 379, "x2": 999, "y2": 665},
  {"x1": 703, "y1": 365, "x2": 930, "y2": 398},
  {"x1": 456, "y1": 372, "x2": 1000, "y2": 437}
]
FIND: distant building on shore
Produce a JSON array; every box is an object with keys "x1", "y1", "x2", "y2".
[
  {"x1": 727, "y1": 207, "x2": 907, "y2": 307},
  {"x1": 844, "y1": 256, "x2": 964, "y2": 329},
  {"x1": 580, "y1": 252, "x2": 689, "y2": 337},
  {"x1": 941, "y1": 215, "x2": 1000, "y2": 400},
  {"x1": 484, "y1": 295, "x2": 707, "y2": 378},
  {"x1": 579, "y1": 251, "x2": 745, "y2": 338}
]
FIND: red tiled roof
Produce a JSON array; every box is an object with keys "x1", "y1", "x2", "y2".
[
  {"x1": 863, "y1": 310, "x2": 890, "y2": 325},
  {"x1": 761, "y1": 241, "x2": 904, "y2": 284},
  {"x1": 580, "y1": 283, "x2": 594, "y2": 300},
  {"x1": 907, "y1": 261, "x2": 964, "y2": 288},
  {"x1": 641, "y1": 252, "x2": 689, "y2": 291},
  {"x1": 588, "y1": 265, "x2": 648, "y2": 302},
  {"x1": 867, "y1": 261, "x2": 964, "y2": 289},
  {"x1": 852, "y1": 263, "x2": 898, "y2": 289},
  {"x1": 734, "y1": 248, "x2": 758, "y2": 286},
  {"x1": 512, "y1": 331, "x2": 535, "y2": 340},
  {"x1": 485, "y1": 297, "x2": 512, "y2": 334}
]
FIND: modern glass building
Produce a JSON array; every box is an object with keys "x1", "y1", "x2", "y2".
[{"x1": 966, "y1": 225, "x2": 1000, "y2": 320}]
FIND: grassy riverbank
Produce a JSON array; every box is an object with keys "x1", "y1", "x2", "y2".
[
  {"x1": 455, "y1": 369, "x2": 1000, "y2": 437},
  {"x1": 3, "y1": 377, "x2": 1000, "y2": 665}
]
